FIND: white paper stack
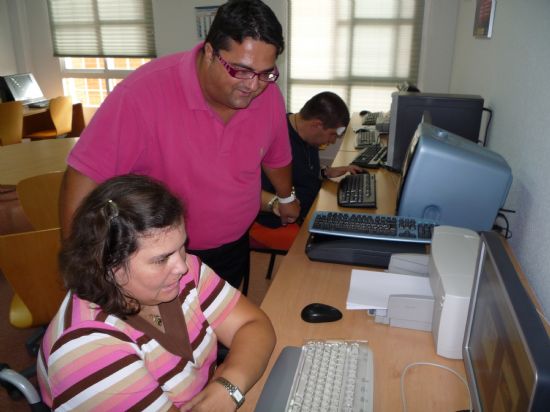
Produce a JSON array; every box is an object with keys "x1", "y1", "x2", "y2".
[{"x1": 346, "y1": 269, "x2": 432, "y2": 310}]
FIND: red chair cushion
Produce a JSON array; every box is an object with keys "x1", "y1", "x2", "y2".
[{"x1": 249, "y1": 222, "x2": 300, "y2": 251}]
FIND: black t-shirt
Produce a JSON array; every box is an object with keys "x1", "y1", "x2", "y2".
[{"x1": 257, "y1": 114, "x2": 322, "y2": 228}]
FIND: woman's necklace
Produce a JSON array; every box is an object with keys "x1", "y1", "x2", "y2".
[
  {"x1": 149, "y1": 314, "x2": 163, "y2": 327},
  {"x1": 141, "y1": 305, "x2": 163, "y2": 328}
]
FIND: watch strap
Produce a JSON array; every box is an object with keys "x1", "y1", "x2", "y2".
[
  {"x1": 277, "y1": 187, "x2": 296, "y2": 204},
  {"x1": 267, "y1": 195, "x2": 279, "y2": 211},
  {"x1": 215, "y1": 377, "x2": 245, "y2": 408}
]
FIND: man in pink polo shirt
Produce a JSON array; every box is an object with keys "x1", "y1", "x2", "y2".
[{"x1": 59, "y1": 0, "x2": 300, "y2": 290}]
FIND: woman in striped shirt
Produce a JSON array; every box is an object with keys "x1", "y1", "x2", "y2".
[{"x1": 37, "y1": 174, "x2": 276, "y2": 411}]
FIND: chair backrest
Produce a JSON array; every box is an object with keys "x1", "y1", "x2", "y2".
[
  {"x1": 0, "y1": 101, "x2": 23, "y2": 145},
  {"x1": 16, "y1": 171, "x2": 64, "y2": 230},
  {"x1": 0, "y1": 228, "x2": 65, "y2": 327},
  {"x1": 48, "y1": 96, "x2": 72, "y2": 136}
]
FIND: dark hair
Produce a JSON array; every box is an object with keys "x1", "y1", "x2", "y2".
[
  {"x1": 299, "y1": 91, "x2": 350, "y2": 129},
  {"x1": 205, "y1": 0, "x2": 284, "y2": 56},
  {"x1": 60, "y1": 174, "x2": 183, "y2": 318}
]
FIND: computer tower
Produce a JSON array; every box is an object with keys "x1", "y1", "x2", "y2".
[{"x1": 387, "y1": 92, "x2": 484, "y2": 171}]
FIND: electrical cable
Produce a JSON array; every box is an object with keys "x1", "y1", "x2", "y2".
[
  {"x1": 400, "y1": 361, "x2": 472, "y2": 412},
  {"x1": 494, "y1": 209, "x2": 515, "y2": 239},
  {"x1": 480, "y1": 107, "x2": 493, "y2": 147}
]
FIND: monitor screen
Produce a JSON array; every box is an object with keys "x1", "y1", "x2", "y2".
[
  {"x1": 463, "y1": 231, "x2": 550, "y2": 411},
  {"x1": 1, "y1": 73, "x2": 45, "y2": 105}
]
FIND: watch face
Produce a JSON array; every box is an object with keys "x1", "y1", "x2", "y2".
[
  {"x1": 233, "y1": 390, "x2": 244, "y2": 404},
  {"x1": 217, "y1": 377, "x2": 245, "y2": 408}
]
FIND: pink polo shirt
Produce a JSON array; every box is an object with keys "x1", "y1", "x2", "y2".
[{"x1": 68, "y1": 43, "x2": 291, "y2": 249}]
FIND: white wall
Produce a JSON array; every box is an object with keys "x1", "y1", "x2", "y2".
[
  {"x1": 417, "y1": 0, "x2": 460, "y2": 93},
  {"x1": 451, "y1": 0, "x2": 550, "y2": 317},
  {"x1": 0, "y1": 0, "x2": 17, "y2": 75}
]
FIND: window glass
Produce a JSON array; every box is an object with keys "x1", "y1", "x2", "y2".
[
  {"x1": 61, "y1": 57, "x2": 150, "y2": 107},
  {"x1": 288, "y1": 0, "x2": 424, "y2": 113}
]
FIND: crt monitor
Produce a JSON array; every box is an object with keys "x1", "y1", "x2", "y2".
[
  {"x1": 396, "y1": 122, "x2": 512, "y2": 232},
  {"x1": 386, "y1": 92, "x2": 484, "y2": 171},
  {"x1": 463, "y1": 231, "x2": 550, "y2": 411},
  {"x1": 0, "y1": 73, "x2": 46, "y2": 105}
]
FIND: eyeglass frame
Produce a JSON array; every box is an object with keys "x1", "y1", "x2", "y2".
[{"x1": 215, "y1": 53, "x2": 279, "y2": 82}]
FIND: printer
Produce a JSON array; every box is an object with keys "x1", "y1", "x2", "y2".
[{"x1": 374, "y1": 225, "x2": 480, "y2": 359}]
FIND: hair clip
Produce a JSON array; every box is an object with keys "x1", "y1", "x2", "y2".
[{"x1": 106, "y1": 199, "x2": 119, "y2": 220}]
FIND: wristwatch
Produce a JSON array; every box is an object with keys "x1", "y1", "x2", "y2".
[
  {"x1": 215, "y1": 377, "x2": 245, "y2": 409},
  {"x1": 267, "y1": 195, "x2": 279, "y2": 212},
  {"x1": 277, "y1": 187, "x2": 296, "y2": 204}
]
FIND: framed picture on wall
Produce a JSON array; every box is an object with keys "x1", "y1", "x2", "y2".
[{"x1": 473, "y1": 0, "x2": 496, "y2": 38}]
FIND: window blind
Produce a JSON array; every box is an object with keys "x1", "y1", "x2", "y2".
[
  {"x1": 47, "y1": 0, "x2": 156, "y2": 58},
  {"x1": 288, "y1": 0, "x2": 424, "y2": 112}
]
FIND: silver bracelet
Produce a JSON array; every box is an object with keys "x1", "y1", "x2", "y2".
[{"x1": 215, "y1": 377, "x2": 245, "y2": 408}]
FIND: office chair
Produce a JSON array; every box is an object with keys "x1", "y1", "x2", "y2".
[
  {"x1": 0, "y1": 228, "x2": 64, "y2": 408},
  {"x1": 0, "y1": 171, "x2": 64, "y2": 406},
  {"x1": 0, "y1": 227, "x2": 65, "y2": 351},
  {"x1": 16, "y1": 171, "x2": 64, "y2": 230},
  {"x1": 249, "y1": 221, "x2": 300, "y2": 279},
  {"x1": 23, "y1": 96, "x2": 72, "y2": 140},
  {"x1": 0, "y1": 101, "x2": 23, "y2": 146}
]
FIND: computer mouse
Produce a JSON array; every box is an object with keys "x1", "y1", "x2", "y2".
[
  {"x1": 301, "y1": 303, "x2": 343, "y2": 323},
  {"x1": 359, "y1": 110, "x2": 370, "y2": 116}
]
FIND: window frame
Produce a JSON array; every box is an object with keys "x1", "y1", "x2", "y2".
[
  {"x1": 60, "y1": 56, "x2": 150, "y2": 107},
  {"x1": 287, "y1": 0, "x2": 425, "y2": 112}
]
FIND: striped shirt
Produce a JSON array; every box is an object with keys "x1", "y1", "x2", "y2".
[{"x1": 37, "y1": 255, "x2": 240, "y2": 411}]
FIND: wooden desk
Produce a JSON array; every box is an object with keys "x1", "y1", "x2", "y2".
[
  {"x1": 23, "y1": 103, "x2": 85, "y2": 137},
  {"x1": 242, "y1": 124, "x2": 470, "y2": 411},
  {"x1": 0, "y1": 137, "x2": 77, "y2": 185}
]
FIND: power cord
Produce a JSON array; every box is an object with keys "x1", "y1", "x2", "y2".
[
  {"x1": 492, "y1": 208, "x2": 515, "y2": 239},
  {"x1": 480, "y1": 107, "x2": 493, "y2": 147},
  {"x1": 400, "y1": 362, "x2": 472, "y2": 412}
]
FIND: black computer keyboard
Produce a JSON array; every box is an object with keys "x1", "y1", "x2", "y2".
[
  {"x1": 308, "y1": 211, "x2": 437, "y2": 243},
  {"x1": 354, "y1": 128, "x2": 380, "y2": 149},
  {"x1": 361, "y1": 111, "x2": 381, "y2": 125},
  {"x1": 338, "y1": 173, "x2": 376, "y2": 208},
  {"x1": 351, "y1": 144, "x2": 388, "y2": 168}
]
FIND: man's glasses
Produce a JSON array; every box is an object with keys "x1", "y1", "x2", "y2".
[{"x1": 216, "y1": 54, "x2": 279, "y2": 82}]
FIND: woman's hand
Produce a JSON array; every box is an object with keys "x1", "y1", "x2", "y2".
[{"x1": 180, "y1": 381, "x2": 236, "y2": 412}]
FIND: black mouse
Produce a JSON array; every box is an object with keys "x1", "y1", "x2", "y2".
[
  {"x1": 301, "y1": 303, "x2": 343, "y2": 323},
  {"x1": 359, "y1": 110, "x2": 370, "y2": 116}
]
